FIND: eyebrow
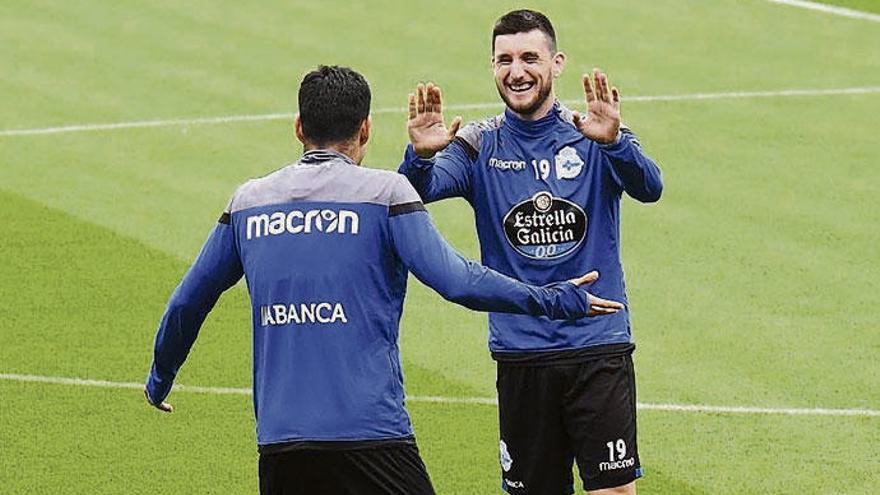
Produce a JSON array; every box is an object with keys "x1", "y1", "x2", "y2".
[{"x1": 494, "y1": 50, "x2": 542, "y2": 60}]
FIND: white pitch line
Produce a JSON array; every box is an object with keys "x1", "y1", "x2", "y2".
[
  {"x1": 2, "y1": 372, "x2": 878, "y2": 417},
  {"x1": 1, "y1": 86, "x2": 879, "y2": 138},
  {"x1": 764, "y1": 0, "x2": 880, "y2": 22}
]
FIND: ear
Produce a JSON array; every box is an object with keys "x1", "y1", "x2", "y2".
[
  {"x1": 552, "y1": 51, "x2": 566, "y2": 79},
  {"x1": 359, "y1": 116, "x2": 371, "y2": 146},
  {"x1": 294, "y1": 114, "x2": 306, "y2": 145}
]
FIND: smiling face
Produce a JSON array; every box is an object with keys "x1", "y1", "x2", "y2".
[{"x1": 492, "y1": 29, "x2": 565, "y2": 121}]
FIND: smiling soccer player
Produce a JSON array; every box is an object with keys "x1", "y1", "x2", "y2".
[
  {"x1": 399, "y1": 9, "x2": 664, "y2": 495},
  {"x1": 144, "y1": 64, "x2": 623, "y2": 495}
]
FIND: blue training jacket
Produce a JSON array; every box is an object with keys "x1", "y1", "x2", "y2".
[
  {"x1": 399, "y1": 102, "x2": 663, "y2": 354},
  {"x1": 145, "y1": 150, "x2": 592, "y2": 446}
]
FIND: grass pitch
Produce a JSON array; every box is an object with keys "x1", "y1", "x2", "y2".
[{"x1": 1, "y1": 1, "x2": 878, "y2": 493}]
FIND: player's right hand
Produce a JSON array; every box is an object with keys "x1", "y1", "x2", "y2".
[
  {"x1": 144, "y1": 387, "x2": 174, "y2": 413},
  {"x1": 569, "y1": 271, "x2": 625, "y2": 317},
  {"x1": 407, "y1": 82, "x2": 463, "y2": 158}
]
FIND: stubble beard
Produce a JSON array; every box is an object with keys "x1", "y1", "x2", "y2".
[{"x1": 496, "y1": 78, "x2": 554, "y2": 119}]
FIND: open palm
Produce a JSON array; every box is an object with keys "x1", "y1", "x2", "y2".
[
  {"x1": 572, "y1": 69, "x2": 621, "y2": 145},
  {"x1": 408, "y1": 83, "x2": 462, "y2": 158}
]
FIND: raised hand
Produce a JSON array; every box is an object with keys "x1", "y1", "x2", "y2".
[
  {"x1": 571, "y1": 69, "x2": 621, "y2": 145},
  {"x1": 569, "y1": 271, "x2": 625, "y2": 317},
  {"x1": 408, "y1": 82, "x2": 463, "y2": 158}
]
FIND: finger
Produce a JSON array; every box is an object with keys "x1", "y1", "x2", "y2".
[
  {"x1": 611, "y1": 86, "x2": 620, "y2": 105},
  {"x1": 433, "y1": 86, "x2": 444, "y2": 115},
  {"x1": 416, "y1": 84, "x2": 426, "y2": 114},
  {"x1": 589, "y1": 295, "x2": 625, "y2": 310},
  {"x1": 571, "y1": 110, "x2": 585, "y2": 130},
  {"x1": 582, "y1": 74, "x2": 596, "y2": 104},
  {"x1": 602, "y1": 73, "x2": 613, "y2": 102},
  {"x1": 447, "y1": 115, "x2": 462, "y2": 139},
  {"x1": 425, "y1": 82, "x2": 435, "y2": 114},
  {"x1": 589, "y1": 306, "x2": 620, "y2": 317},
  {"x1": 408, "y1": 93, "x2": 416, "y2": 120},
  {"x1": 595, "y1": 69, "x2": 609, "y2": 103},
  {"x1": 569, "y1": 271, "x2": 599, "y2": 286}
]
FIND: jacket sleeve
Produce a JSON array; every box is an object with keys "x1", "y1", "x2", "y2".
[
  {"x1": 397, "y1": 138, "x2": 475, "y2": 204},
  {"x1": 600, "y1": 127, "x2": 664, "y2": 203},
  {"x1": 387, "y1": 177, "x2": 589, "y2": 319},
  {"x1": 145, "y1": 215, "x2": 243, "y2": 404}
]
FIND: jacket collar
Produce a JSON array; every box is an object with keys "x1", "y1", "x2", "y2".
[
  {"x1": 299, "y1": 149, "x2": 357, "y2": 166},
  {"x1": 503, "y1": 100, "x2": 562, "y2": 137}
]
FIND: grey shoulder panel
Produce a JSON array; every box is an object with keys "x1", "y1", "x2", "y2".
[
  {"x1": 557, "y1": 103, "x2": 641, "y2": 148},
  {"x1": 619, "y1": 123, "x2": 641, "y2": 148},
  {"x1": 454, "y1": 114, "x2": 504, "y2": 156},
  {"x1": 558, "y1": 104, "x2": 577, "y2": 127},
  {"x1": 388, "y1": 173, "x2": 423, "y2": 206},
  {"x1": 228, "y1": 159, "x2": 413, "y2": 213}
]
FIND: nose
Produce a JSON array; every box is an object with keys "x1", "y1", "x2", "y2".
[{"x1": 509, "y1": 60, "x2": 526, "y2": 80}]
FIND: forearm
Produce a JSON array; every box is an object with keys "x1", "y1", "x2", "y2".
[
  {"x1": 146, "y1": 269, "x2": 226, "y2": 403},
  {"x1": 145, "y1": 222, "x2": 242, "y2": 404},
  {"x1": 391, "y1": 210, "x2": 588, "y2": 319},
  {"x1": 398, "y1": 142, "x2": 472, "y2": 203},
  {"x1": 601, "y1": 130, "x2": 663, "y2": 203}
]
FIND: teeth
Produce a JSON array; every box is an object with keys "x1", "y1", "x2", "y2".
[{"x1": 509, "y1": 82, "x2": 534, "y2": 92}]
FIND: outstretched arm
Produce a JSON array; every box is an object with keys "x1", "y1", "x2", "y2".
[
  {"x1": 572, "y1": 69, "x2": 663, "y2": 203},
  {"x1": 398, "y1": 83, "x2": 475, "y2": 203},
  {"x1": 388, "y1": 180, "x2": 622, "y2": 318},
  {"x1": 144, "y1": 216, "x2": 243, "y2": 412}
]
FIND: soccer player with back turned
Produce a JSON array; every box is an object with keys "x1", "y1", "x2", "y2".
[
  {"x1": 143, "y1": 65, "x2": 625, "y2": 495},
  {"x1": 399, "y1": 10, "x2": 664, "y2": 495}
]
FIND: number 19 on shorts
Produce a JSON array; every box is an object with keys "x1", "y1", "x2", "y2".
[{"x1": 606, "y1": 439, "x2": 627, "y2": 462}]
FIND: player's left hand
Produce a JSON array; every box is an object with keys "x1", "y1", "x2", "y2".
[
  {"x1": 571, "y1": 68, "x2": 621, "y2": 145},
  {"x1": 144, "y1": 387, "x2": 174, "y2": 413},
  {"x1": 569, "y1": 271, "x2": 625, "y2": 316}
]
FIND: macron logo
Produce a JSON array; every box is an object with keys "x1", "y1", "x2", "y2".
[{"x1": 246, "y1": 209, "x2": 359, "y2": 240}]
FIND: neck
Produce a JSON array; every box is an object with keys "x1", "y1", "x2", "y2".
[
  {"x1": 304, "y1": 141, "x2": 361, "y2": 164},
  {"x1": 510, "y1": 91, "x2": 557, "y2": 122}
]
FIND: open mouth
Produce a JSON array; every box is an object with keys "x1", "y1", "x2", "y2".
[{"x1": 506, "y1": 81, "x2": 535, "y2": 93}]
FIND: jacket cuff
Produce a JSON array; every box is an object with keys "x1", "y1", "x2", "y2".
[
  {"x1": 598, "y1": 130, "x2": 626, "y2": 151},
  {"x1": 405, "y1": 144, "x2": 437, "y2": 169}
]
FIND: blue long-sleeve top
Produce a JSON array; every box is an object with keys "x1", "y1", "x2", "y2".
[
  {"x1": 399, "y1": 102, "x2": 663, "y2": 355},
  {"x1": 146, "y1": 150, "x2": 591, "y2": 446}
]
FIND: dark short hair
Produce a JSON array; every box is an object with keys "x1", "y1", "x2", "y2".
[
  {"x1": 492, "y1": 9, "x2": 557, "y2": 53},
  {"x1": 298, "y1": 65, "x2": 371, "y2": 145}
]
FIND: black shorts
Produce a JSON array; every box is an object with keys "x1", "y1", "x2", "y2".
[
  {"x1": 495, "y1": 346, "x2": 641, "y2": 493},
  {"x1": 258, "y1": 440, "x2": 435, "y2": 495}
]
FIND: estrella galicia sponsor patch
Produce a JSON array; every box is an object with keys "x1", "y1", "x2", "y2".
[{"x1": 503, "y1": 191, "x2": 587, "y2": 260}]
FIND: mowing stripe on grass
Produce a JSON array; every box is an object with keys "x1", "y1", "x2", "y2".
[
  {"x1": 1, "y1": 86, "x2": 879, "y2": 137},
  {"x1": 2, "y1": 372, "x2": 877, "y2": 417},
  {"x1": 764, "y1": 0, "x2": 880, "y2": 22}
]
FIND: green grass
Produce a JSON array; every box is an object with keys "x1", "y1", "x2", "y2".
[{"x1": 1, "y1": 0, "x2": 879, "y2": 493}]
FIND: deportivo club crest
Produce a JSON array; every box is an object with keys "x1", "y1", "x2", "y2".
[
  {"x1": 502, "y1": 191, "x2": 588, "y2": 260},
  {"x1": 555, "y1": 146, "x2": 584, "y2": 179}
]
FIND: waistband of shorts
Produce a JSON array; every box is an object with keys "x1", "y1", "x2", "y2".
[
  {"x1": 259, "y1": 435, "x2": 416, "y2": 455},
  {"x1": 492, "y1": 343, "x2": 635, "y2": 366}
]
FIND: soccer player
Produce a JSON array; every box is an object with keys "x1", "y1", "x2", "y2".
[
  {"x1": 144, "y1": 65, "x2": 624, "y2": 495},
  {"x1": 398, "y1": 10, "x2": 663, "y2": 495}
]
